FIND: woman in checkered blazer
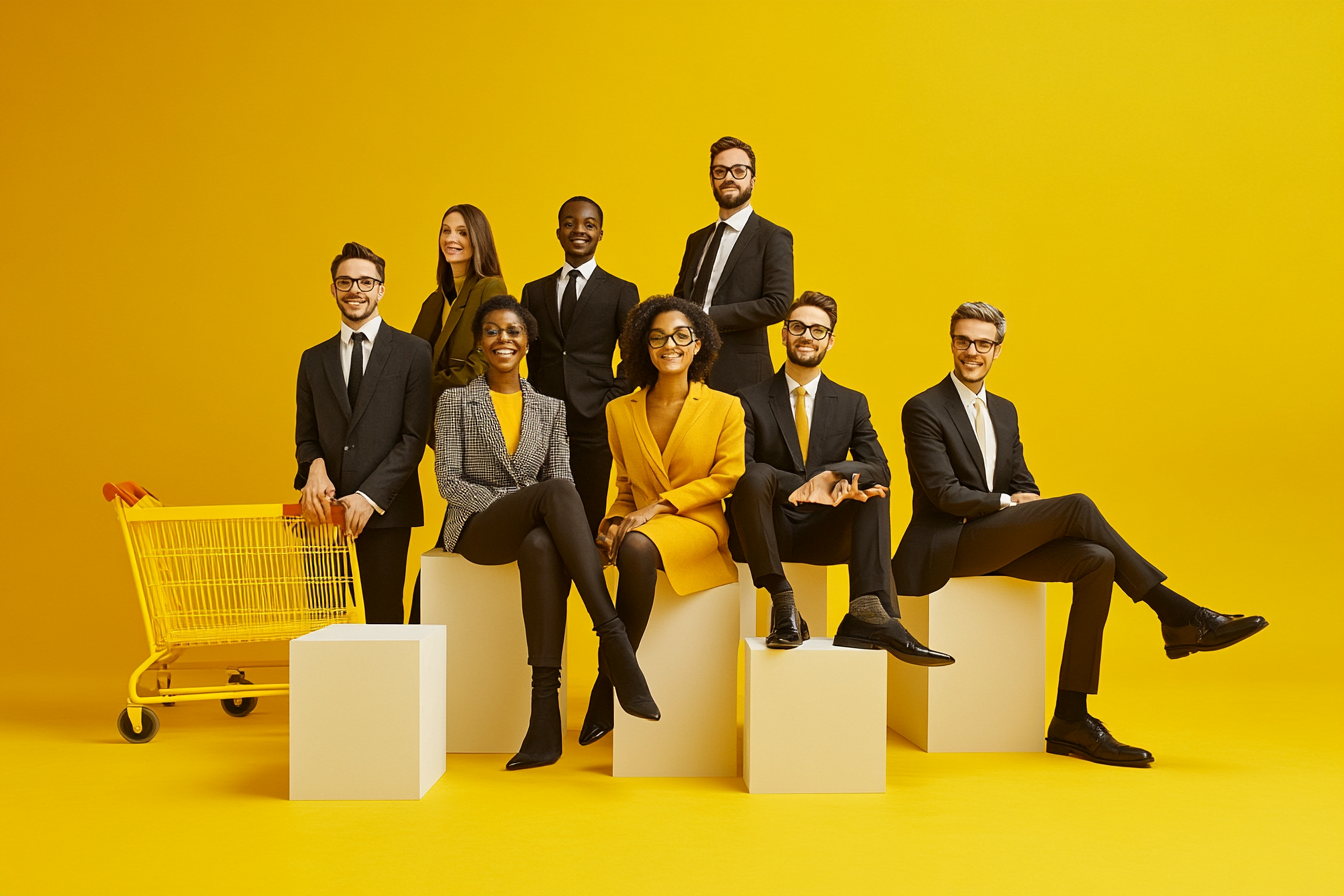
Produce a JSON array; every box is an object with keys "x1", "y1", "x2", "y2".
[{"x1": 434, "y1": 296, "x2": 660, "y2": 772}]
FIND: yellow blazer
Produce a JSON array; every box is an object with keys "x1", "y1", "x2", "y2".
[{"x1": 605, "y1": 382, "x2": 746, "y2": 594}]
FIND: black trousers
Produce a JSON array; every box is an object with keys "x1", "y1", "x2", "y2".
[
  {"x1": 454, "y1": 478, "x2": 617, "y2": 668},
  {"x1": 948, "y1": 493, "x2": 1165, "y2": 694},
  {"x1": 566, "y1": 408, "x2": 613, "y2": 537},
  {"x1": 354, "y1": 526, "x2": 412, "y2": 624},
  {"x1": 728, "y1": 462, "x2": 896, "y2": 616}
]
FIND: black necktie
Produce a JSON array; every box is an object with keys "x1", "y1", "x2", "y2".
[
  {"x1": 689, "y1": 221, "x2": 727, "y2": 309},
  {"x1": 559, "y1": 269, "x2": 581, "y2": 335},
  {"x1": 348, "y1": 332, "x2": 366, "y2": 410}
]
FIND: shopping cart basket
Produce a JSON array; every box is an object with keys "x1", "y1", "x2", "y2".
[{"x1": 103, "y1": 481, "x2": 365, "y2": 743}]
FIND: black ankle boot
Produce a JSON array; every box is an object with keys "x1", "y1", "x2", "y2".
[
  {"x1": 594, "y1": 617, "x2": 660, "y2": 722},
  {"x1": 506, "y1": 667, "x2": 563, "y2": 771},
  {"x1": 579, "y1": 671, "x2": 614, "y2": 746}
]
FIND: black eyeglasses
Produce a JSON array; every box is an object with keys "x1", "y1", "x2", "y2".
[
  {"x1": 482, "y1": 325, "x2": 525, "y2": 339},
  {"x1": 710, "y1": 164, "x2": 754, "y2": 181},
  {"x1": 952, "y1": 335, "x2": 1001, "y2": 353},
  {"x1": 333, "y1": 277, "x2": 383, "y2": 293},
  {"x1": 648, "y1": 328, "x2": 697, "y2": 348},
  {"x1": 785, "y1": 320, "x2": 833, "y2": 341}
]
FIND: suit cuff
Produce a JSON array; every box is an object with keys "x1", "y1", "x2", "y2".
[
  {"x1": 999, "y1": 493, "x2": 1013, "y2": 510},
  {"x1": 357, "y1": 491, "x2": 385, "y2": 515}
]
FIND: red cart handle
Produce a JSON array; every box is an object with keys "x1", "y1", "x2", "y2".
[
  {"x1": 282, "y1": 503, "x2": 347, "y2": 526},
  {"x1": 102, "y1": 481, "x2": 154, "y2": 505}
]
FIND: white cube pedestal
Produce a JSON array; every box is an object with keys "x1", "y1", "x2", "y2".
[
  {"x1": 614, "y1": 571, "x2": 740, "y2": 777},
  {"x1": 290, "y1": 624, "x2": 446, "y2": 800},
  {"x1": 887, "y1": 576, "x2": 1046, "y2": 752},
  {"x1": 744, "y1": 638, "x2": 886, "y2": 793},
  {"x1": 736, "y1": 561, "x2": 828, "y2": 638},
  {"x1": 421, "y1": 549, "x2": 566, "y2": 752}
]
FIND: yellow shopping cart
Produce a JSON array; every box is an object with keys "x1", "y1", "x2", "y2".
[{"x1": 103, "y1": 481, "x2": 365, "y2": 743}]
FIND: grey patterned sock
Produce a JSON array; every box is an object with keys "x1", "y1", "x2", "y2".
[
  {"x1": 849, "y1": 594, "x2": 891, "y2": 625},
  {"x1": 771, "y1": 590, "x2": 796, "y2": 614}
]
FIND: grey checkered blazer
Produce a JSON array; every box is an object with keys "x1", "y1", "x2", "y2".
[{"x1": 434, "y1": 375, "x2": 572, "y2": 551}]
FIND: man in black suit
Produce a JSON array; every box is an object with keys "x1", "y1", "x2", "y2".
[
  {"x1": 729, "y1": 291, "x2": 952, "y2": 665},
  {"x1": 673, "y1": 136, "x2": 793, "y2": 395},
  {"x1": 893, "y1": 302, "x2": 1268, "y2": 766},
  {"x1": 296, "y1": 242, "x2": 433, "y2": 624},
  {"x1": 520, "y1": 196, "x2": 639, "y2": 534}
]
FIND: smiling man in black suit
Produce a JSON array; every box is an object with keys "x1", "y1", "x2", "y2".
[
  {"x1": 520, "y1": 196, "x2": 639, "y2": 534},
  {"x1": 673, "y1": 136, "x2": 793, "y2": 395},
  {"x1": 295, "y1": 241, "x2": 433, "y2": 624},
  {"x1": 893, "y1": 301, "x2": 1268, "y2": 766}
]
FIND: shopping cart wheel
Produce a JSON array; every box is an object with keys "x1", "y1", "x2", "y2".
[
  {"x1": 221, "y1": 697, "x2": 258, "y2": 717},
  {"x1": 117, "y1": 707, "x2": 160, "y2": 744}
]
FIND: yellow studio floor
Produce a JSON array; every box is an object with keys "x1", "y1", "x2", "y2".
[{"x1": 1, "y1": 678, "x2": 1340, "y2": 896}]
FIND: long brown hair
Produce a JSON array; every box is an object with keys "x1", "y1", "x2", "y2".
[{"x1": 436, "y1": 204, "x2": 503, "y2": 299}]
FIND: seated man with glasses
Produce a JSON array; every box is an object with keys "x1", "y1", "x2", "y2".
[
  {"x1": 892, "y1": 301, "x2": 1268, "y2": 766},
  {"x1": 728, "y1": 291, "x2": 953, "y2": 665},
  {"x1": 673, "y1": 135, "x2": 793, "y2": 396},
  {"x1": 295, "y1": 241, "x2": 432, "y2": 624}
]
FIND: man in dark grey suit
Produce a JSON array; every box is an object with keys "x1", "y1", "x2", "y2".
[
  {"x1": 673, "y1": 136, "x2": 793, "y2": 395},
  {"x1": 520, "y1": 196, "x2": 639, "y2": 534},
  {"x1": 295, "y1": 242, "x2": 433, "y2": 624},
  {"x1": 893, "y1": 302, "x2": 1268, "y2": 767}
]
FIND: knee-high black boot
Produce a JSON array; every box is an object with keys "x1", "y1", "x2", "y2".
[
  {"x1": 594, "y1": 616, "x2": 659, "y2": 723},
  {"x1": 579, "y1": 668, "x2": 614, "y2": 746},
  {"x1": 506, "y1": 666, "x2": 563, "y2": 771}
]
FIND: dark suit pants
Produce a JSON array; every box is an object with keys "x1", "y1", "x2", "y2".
[
  {"x1": 949, "y1": 493, "x2": 1166, "y2": 694},
  {"x1": 453, "y1": 479, "x2": 617, "y2": 668},
  {"x1": 729, "y1": 462, "x2": 896, "y2": 616},
  {"x1": 567, "y1": 408, "x2": 613, "y2": 537},
  {"x1": 354, "y1": 526, "x2": 413, "y2": 624}
]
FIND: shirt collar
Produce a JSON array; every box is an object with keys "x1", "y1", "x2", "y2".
[
  {"x1": 949, "y1": 370, "x2": 987, "y2": 407},
  {"x1": 560, "y1": 258, "x2": 598, "y2": 280},
  {"x1": 784, "y1": 370, "x2": 821, "y2": 399},
  {"x1": 717, "y1": 203, "x2": 754, "y2": 232},
  {"x1": 341, "y1": 314, "x2": 383, "y2": 346}
]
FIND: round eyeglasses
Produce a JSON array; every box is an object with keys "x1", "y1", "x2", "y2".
[
  {"x1": 952, "y1": 335, "x2": 1001, "y2": 353},
  {"x1": 785, "y1": 320, "x2": 834, "y2": 341},
  {"x1": 333, "y1": 276, "x2": 383, "y2": 293},
  {"x1": 710, "y1": 164, "x2": 754, "y2": 181},
  {"x1": 648, "y1": 328, "x2": 697, "y2": 349}
]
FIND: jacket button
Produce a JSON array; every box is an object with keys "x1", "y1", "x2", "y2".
[{"x1": 345, "y1": 446, "x2": 351, "y2": 451}]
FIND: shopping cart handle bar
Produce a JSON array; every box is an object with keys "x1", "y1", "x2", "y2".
[
  {"x1": 281, "y1": 503, "x2": 347, "y2": 526},
  {"x1": 102, "y1": 481, "x2": 154, "y2": 505}
]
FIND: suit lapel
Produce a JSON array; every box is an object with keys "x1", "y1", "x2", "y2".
[
  {"x1": 510, "y1": 381, "x2": 548, "y2": 482},
  {"x1": 570, "y1": 266, "x2": 606, "y2": 335},
  {"x1": 768, "y1": 372, "x2": 805, "y2": 471},
  {"x1": 809, "y1": 374, "x2": 839, "y2": 472},
  {"x1": 436, "y1": 271, "x2": 479, "y2": 362},
  {"x1": 987, "y1": 391, "x2": 1011, "y2": 492},
  {"x1": 938, "y1": 377, "x2": 989, "y2": 489},
  {"x1": 687, "y1": 224, "x2": 714, "y2": 294},
  {"x1": 662, "y1": 381, "x2": 712, "y2": 465},
  {"x1": 348, "y1": 324, "x2": 393, "y2": 431},
  {"x1": 712, "y1": 213, "x2": 759, "y2": 302},
  {"x1": 629, "y1": 389, "x2": 673, "y2": 492},
  {"x1": 321, "y1": 335, "x2": 350, "y2": 419},
  {"x1": 468, "y1": 377, "x2": 520, "y2": 484},
  {"x1": 540, "y1": 268, "x2": 564, "y2": 345}
]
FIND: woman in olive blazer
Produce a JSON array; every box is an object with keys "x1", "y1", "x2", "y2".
[{"x1": 580, "y1": 296, "x2": 746, "y2": 746}]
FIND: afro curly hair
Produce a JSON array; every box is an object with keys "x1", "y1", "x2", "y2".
[{"x1": 619, "y1": 295, "x2": 721, "y2": 391}]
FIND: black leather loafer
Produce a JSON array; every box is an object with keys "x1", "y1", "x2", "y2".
[
  {"x1": 1162, "y1": 608, "x2": 1268, "y2": 659},
  {"x1": 831, "y1": 613, "x2": 955, "y2": 666},
  {"x1": 765, "y1": 603, "x2": 810, "y2": 649},
  {"x1": 1046, "y1": 715, "x2": 1153, "y2": 767}
]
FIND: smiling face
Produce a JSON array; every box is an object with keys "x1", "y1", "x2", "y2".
[
  {"x1": 440, "y1": 211, "x2": 474, "y2": 272},
  {"x1": 330, "y1": 258, "x2": 384, "y2": 326},
  {"x1": 480, "y1": 308, "x2": 528, "y2": 375},
  {"x1": 710, "y1": 147, "x2": 756, "y2": 211},
  {"x1": 950, "y1": 318, "x2": 1002, "y2": 390},
  {"x1": 782, "y1": 304, "x2": 835, "y2": 369},
  {"x1": 557, "y1": 199, "x2": 603, "y2": 264},
  {"x1": 647, "y1": 310, "x2": 700, "y2": 378}
]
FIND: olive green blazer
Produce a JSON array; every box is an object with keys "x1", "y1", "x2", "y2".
[{"x1": 411, "y1": 271, "x2": 508, "y2": 412}]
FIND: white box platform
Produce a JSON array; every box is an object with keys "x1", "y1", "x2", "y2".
[
  {"x1": 887, "y1": 576, "x2": 1046, "y2": 752},
  {"x1": 744, "y1": 637, "x2": 886, "y2": 793},
  {"x1": 614, "y1": 571, "x2": 740, "y2": 777},
  {"x1": 290, "y1": 624, "x2": 446, "y2": 800},
  {"x1": 736, "y1": 561, "x2": 828, "y2": 638},
  {"x1": 421, "y1": 549, "x2": 566, "y2": 752}
]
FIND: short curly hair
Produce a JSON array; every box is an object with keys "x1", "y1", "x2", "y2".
[
  {"x1": 620, "y1": 296, "x2": 721, "y2": 390},
  {"x1": 472, "y1": 294, "x2": 539, "y2": 345}
]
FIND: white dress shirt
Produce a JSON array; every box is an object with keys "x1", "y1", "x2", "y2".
[
  {"x1": 692, "y1": 203, "x2": 754, "y2": 311},
  {"x1": 783, "y1": 370, "x2": 820, "y2": 431},
  {"x1": 337, "y1": 315, "x2": 384, "y2": 514},
  {"x1": 555, "y1": 258, "x2": 598, "y2": 313},
  {"x1": 949, "y1": 372, "x2": 1012, "y2": 510}
]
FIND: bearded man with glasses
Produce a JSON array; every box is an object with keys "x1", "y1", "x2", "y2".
[
  {"x1": 892, "y1": 302, "x2": 1268, "y2": 766},
  {"x1": 672, "y1": 135, "x2": 794, "y2": 395},
  {"x1": 727, "y1": 292, "x2": 953, "y2": 665}
]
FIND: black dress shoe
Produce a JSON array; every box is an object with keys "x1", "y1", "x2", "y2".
[
  {"x1": 765, "y1": 603, "x2": 810, "y2": 649},
  {"x1": 1046, "y1": 715, "x2": 1154, "y2": 767},
  {"x1": 1162, "y1": 608, "x2": 1268, "y2": 659},
  {"x1": 832, "y1": 613, "x2": 955, "y2": 666},
  {"x1": 578, "y1": 672, "x2": 614, "y2": 747}
]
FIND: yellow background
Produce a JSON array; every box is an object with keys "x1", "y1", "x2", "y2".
[{"x1": 1, "y1": 2, "x2": 1340, "y2": 895}]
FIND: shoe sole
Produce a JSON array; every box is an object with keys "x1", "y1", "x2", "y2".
[
  {"x1": 1165, "y1": 618, "x2": 1269, "y2": 659},
  {"x1": 1045, "y1": 739, "x2": 1152, "y2": 767},
  {"x1": 832, "y1": 635, "x2": 954, "y2": 666}
]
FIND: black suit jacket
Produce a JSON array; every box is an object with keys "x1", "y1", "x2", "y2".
[
  {"x1": 673, "y1": 212, "x2": 793, "y2": 394},
  {"x1": 294, "y1": 323, "x2": 433, "y2": 530},
  {"x1": 520, "y1": 265, "x2": 639, "y2": 420},
  {"x1": 738, "y1": 369, "x2": 890, "y2": 494},
  {"x1": 892, "y1": 376, "x2": 1039, "y2": 596}
]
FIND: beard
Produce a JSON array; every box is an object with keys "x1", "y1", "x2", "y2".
[
  {"x1": 786, "y1": 342, "x2": 827, "y2": 368},
  {"x1": 337, "y1": 296, "x2": 378, "y2": 324},
  {"x1": 714, "y1": 181, "x2": 754, "y2": 210}
]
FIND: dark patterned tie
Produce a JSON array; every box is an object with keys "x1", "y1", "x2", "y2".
[
  {"x1": 689, "y1": 221, "x2": 727, "y2": 309},
  {"x1": 348, "y1": 332, "x2": 366, "y2": 410},
  {"x1": 560, "y1": 269, "x2": 581, "y2": 335}
]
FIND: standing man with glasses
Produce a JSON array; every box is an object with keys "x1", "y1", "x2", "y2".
[
  {"x1": 673, "y1": 136, "x2": 793, "y2": 395},
  {"x1": 728, "y1": 292, "x2": 953, "y2": 664},
  {"x1": 521, "y1": 196, "x2": 639, "y2": 535},
  {"x1": 295, "y1": 242, "x2": 433, "y2": 624},
  {"x1": 892, "y1": 302, "x2": 1268, "y2": 766}
]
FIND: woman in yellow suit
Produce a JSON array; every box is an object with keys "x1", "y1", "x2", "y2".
[{"x1": 579, "y1": 296, "x2": 745, "y2": 746}]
